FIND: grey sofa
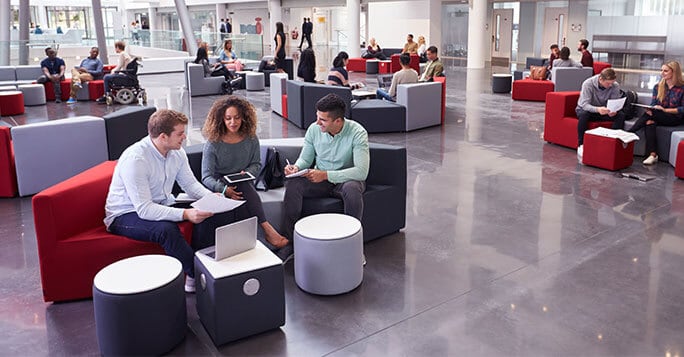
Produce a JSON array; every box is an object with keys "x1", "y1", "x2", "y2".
[
  {"x1": 286, "y1": 80, "x2": 353, "y2": 129},
  {"x1": 396, "y1": 81, "x2": 442, "y2": 131},
  {"x1": 182, "y1": 138, "x2": 407, "y2": 242},
  {"x1": 258, "y1": 56, "x2": 294, "y2": 86},
  {"x1": 103, "y1": 106, "x2": 156, "y2": 160},
  {"x1": 0, "y1": 65, "x2": 43, "y2": 87},
  {"x1": 186, "y1": 63, "x2": 224, "y2": 97},
  {"x1": 551, "y1": 67, "x2": 593, "y2": 92}
]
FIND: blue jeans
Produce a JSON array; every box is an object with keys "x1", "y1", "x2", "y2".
[
  {"x1": 376, "y1": 88, "x2": 394, "y2": 102},
  {"x1": 109, "y1": 210, "x2": 238, "y2": 278}
]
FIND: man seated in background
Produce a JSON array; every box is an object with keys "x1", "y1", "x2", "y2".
[
  {"x1": 575, "y1": 68, "x2": 625, "y2": 162},
  {"x1": 419, "y1": 46, "x2": 444, "y2": 82},
  {"x1": 36, "y1": 47, "x2": 65, "y2": 103},
  {"x1": 402, "y1": 34, "x2": 418, "y2": 54},
  {"x1": 67, "y1": 47, "x2": 104, "y2": 104},
  {"x1": 376, "y1": 53, "x2": 418, "y2": 102}
]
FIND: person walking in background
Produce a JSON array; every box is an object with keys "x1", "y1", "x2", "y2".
[
  {"x1": 578, "y1": 39, "x2": 593, "y2": 68},
  {"x1": 274, "y1": 22, "x2": 287, "y2": 73},
  {"x1": 298, "y1": 18, "x2": 307, "y2": 49},
  {"x1": 67, "y1": 47, "x2": 104, "y2": 104},
  {"x1": 628, "y1": 61, "x2": 684, "y2": 165},
  {"x1": 36, "y1": 47, "x2": 65, "y2": 103}
]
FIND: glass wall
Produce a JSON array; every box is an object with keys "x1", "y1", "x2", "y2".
[
  {"x1": 441, "y1": 4, "x2": 469, "y2": 59},
  {"x1": 45, "y1": 6, "x2": 90, "y2": 38}
]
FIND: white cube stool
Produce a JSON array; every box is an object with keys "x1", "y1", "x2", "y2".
[
  {"x1": 246, "y1": 72, "x2": 265, "y2": 91},
  {"x1": 93, "y1": 255, "x2": 187, "y2": 356},
  {"x1": 669, "y1": 131, "x2": 684, "y2": 166},
  {"x1": 194, "y1": 241, "x2": 285, "y2": 346},
  {"x1": 294, "y1": 213, "x2": 363, "y2": 295},
  {"x1": 17, "y1": 84, "x2": 46, "y2": 106}
]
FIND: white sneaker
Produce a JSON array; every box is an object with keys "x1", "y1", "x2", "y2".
[
  {"x1": 642, "y1": 155, "x2": 658, "y2": 165},
  {"x1": 184, "y1": 276, "x2": 196, "y2": 293},
  {"x1": 577, "y1": 145, "x2": 584, "y2": 163}
]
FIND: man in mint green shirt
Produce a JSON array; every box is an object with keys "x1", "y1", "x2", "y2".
[{"x1": 283, "y1": 93, "x2": 370, "y2": 241}]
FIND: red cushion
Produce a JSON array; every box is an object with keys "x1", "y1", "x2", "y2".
[
  {"x1": 347, "y1": 58, "x2": 367, "y2": 72},
  {"x1": 89, "y1": 80, "x2": 105, "y2": 101},
  {"x1": 434, "y1": 77, "x2": 446, "y2": 124},
  {"x1": 676, "y1": 141, "x2": 684, "y2": 179},
  {"x1": 282, "y1": 94, "x2": 288, "y2": 119},
  {"x1": 512, "y1": 79, "x2": 554, "y2": 101},
  {"x1": 0, "y1": 127, "x2": 17, "y2": 197},
  {"x1": 42, "y1": 81, "x2": 70, "y2": 101},
  {"x1": 103, "y1": 64, "x2": 116, "y2": 74},
  {"x1": 0, "y1": 91, "x2": 24, "y2": 115},
  {"x1": 378, "y1": 60, "x2": 391, "y2": 74},
  {"x1": 593, "y1": 61, "x2": 611, "y2": 75},
  {"x1": 582, "y1": 133, "x2": 634, "y2": 171},
  {"x1": 389, "y1": 54, "x2": 420, "y2": 73}
]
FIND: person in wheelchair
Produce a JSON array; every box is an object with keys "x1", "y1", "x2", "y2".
[{"x1": 97, "y1": 41, "x2": 146, "y2": 105}]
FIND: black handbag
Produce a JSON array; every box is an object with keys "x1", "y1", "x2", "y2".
[{"x1": 255, "y1": 147, "x2": 285, "y2": 191}]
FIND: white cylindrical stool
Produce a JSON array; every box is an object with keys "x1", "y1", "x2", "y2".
[
  {"x1": 246, "y1": 72, "x2": 265, "y2": 91},
  {"x1": 294, "y1": 213, "x2": 363, "y2": 295},
  {"x1": 93, "y1": 255, "x2": 187, "y2": 356},
  {"x1": 17, "y1": 84, "x2": 47, "y2": 106}
]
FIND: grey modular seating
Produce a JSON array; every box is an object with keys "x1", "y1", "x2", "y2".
[
  {"x1": 182, "y1": 138, "x2": 407, "y2": 242},
  {"x1": 258, "y1": 56, "x2": 294, "y2": 86},
  {"x1": 350, "y1": 99, "x2": 407, "y2": 133},
  {"x1": 623, "y1": 92, "x2": 654, "y2": 156},
  {"x1": 286, "y1": 80, "x2": 353, "y2": 129},
  {"x1": 186, "y1": 63, "x2": 224, "y2": 97},
  {"x1": 0, "y1": 65, "x2": 43, "y2": 87},
  {"x1": 246, "y1": 72, "x2": 265, "y2": 91},
  {"x1": 513, "y1": 57, "x2": 548, "y2": 80},
  {"x1": 17, "y1": 84, "x2": 46, "y2": 106},
  {"x1": 103, "y1": 106, "x2": 156, "y2": 160},
  {"x1": 270, "y1": 73, "x2": 288, "y2": 117},
  {"x1": 551, "y1": 67, "x2": 594, "y2": 92},
  {"x1": 12, "y1": 116, "x2": 109, "y2": 196},
  {"x1": 395, "y1": 81, "x2": 442, "y2": 131},
  {"x1": 382, "y1": 48, "x2": 403, "y2": 57}
]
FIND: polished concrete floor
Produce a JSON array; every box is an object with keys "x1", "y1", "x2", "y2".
[{"x1": 2, "y1": 63, "x2": 684, "y2": 356}]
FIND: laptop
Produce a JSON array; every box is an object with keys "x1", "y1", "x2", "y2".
[
  {"x1": 199, "y1": 216, "x2": 257, "y2": 260},
  {"x1": 377, "y1": 74, "x2": 393, "y2": 89}
]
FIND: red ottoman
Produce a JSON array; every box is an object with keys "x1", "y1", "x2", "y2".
[
  {"x1": 347, "y1": 58, "x2": 367, "y2": 72},
  {"x1": 281, "y1": 94, "x2": 288, "y2": 119},
  {"x1": 0, "y1": 126, "x2": 17, "y2": 197},
  {"x1": 43, "y1": 81, "x2": 70, "y2": 101},
  {"x1": 676, "y1": 141, "x2": 684, "y2": 179},
  {"x1": 378, "y1": 60, "x2": 391, "y2": 74},
  {"x1": 0, "y1": 91, "x2": 25, "y2": 116},
  {"x1": 582, "y1": 131, "x2": 634, "y2": 171},
  {"x1": 512, "y1": 79, "x2": 554, "y2": 101},
  {"x1": 89, "y1": 80, "x2": 105, "y2": 101}
]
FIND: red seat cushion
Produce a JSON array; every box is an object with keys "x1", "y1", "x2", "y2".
[
  {"x1": 434, "y1": 77, "x2": 446, "y2": 124},
  {"x1": 347, "y1": 58, "x2": 367, "y2": 72},
  {"x1": 676, "y1": 141, "x2": 684, "y2": 179},
  {"x1": 89, "y1": 80, "x2": 105, "y2": 101},
  {"x1": 282, "y1": 94, "x2": 288, "y2": 119},
  {"x1": 0, "y1": 127, "x2": 17, "y2": 197},
  {"x1": 593, "y1": 61, "x2": 612, "y2": 75},
  {"x1": 0, "y1": 91, "x2": 25, "y2": 115},
  {"x1": 42, "y1": 81, "x2": 70, "y2": 101},
  {"x1": 512, "y1": 79, "x2": 554, "y2": 101}
]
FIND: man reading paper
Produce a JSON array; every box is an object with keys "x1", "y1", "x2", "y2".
[{"x1": 575, "y1": 68, "x2": 626, "y2": 162}]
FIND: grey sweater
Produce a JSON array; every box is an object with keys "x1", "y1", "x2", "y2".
[
  {"x1": 201, "y1": 136, "x2": 261, "y2": 192},
  {"x1": 576, "y1": 75, "x2": 621, "y2": 113}
]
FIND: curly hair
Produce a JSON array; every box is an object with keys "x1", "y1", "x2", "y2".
[{"x1": 202, "y1": 96, "x2": 257, "y2": 142}]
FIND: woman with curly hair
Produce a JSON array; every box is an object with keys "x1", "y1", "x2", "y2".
[{"x1": 201, "y1": 96, "x2": 289, "y2": 248}]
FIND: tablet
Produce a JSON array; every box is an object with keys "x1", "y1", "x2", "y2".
[{"x1": 224, "y1": 172, "x2": 256, "y2": 183}]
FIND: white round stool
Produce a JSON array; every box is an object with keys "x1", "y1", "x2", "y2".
[
  {"x1": 294, "y1": 213, "x2": 363, "y2": 295},
  {"x1": 93, "y1": 255, "x2": 187, "y2": 356},
  {"x1": 246, "y1": 72, "x2": 265, "y2": 91},
  {"x1": 17, "y1": 84, "x2": 46, "y2": 106}
]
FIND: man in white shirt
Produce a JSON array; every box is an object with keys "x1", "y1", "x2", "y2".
[{"x1": 104, "y1": 109, "x2": 231, "y2": 292}]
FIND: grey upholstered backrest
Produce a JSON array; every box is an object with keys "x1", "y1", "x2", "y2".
[
  {"x1": 552, "y1": 67, "x2": 594, "y2": 92},
  {"x1": 0, "y1": 66, "x2": 16, "y2": 81}
]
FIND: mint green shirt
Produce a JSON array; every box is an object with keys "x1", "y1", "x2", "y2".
[{"x1": 294, "y1": 119, "x2": 370, "y2": 184}]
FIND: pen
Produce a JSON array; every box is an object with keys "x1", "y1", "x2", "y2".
[
  {"x1": 221, "y1": 185, "x2": 227, "y2": 196},
  {"x1": 286, "y1": 159, "x2": 291, "y2": 166}
]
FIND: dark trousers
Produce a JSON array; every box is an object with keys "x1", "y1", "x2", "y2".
[
  {"x1": 231, "y1": 181, "x2": 268, "y2": 224},
  {"x1": 299, "y1": 33, "x2": 312, "y2": 49},
  {"x1": 37, "y1": 74, "x2": 64, "y2": 98},
  {"x1": 283, "y1": 178, "x2": 365, "y2": 239},
  {"x1": 629, "y1": 110, "x2": 684, "y2": 155},
  {"x1": 576, "y1": 108, "x2": 626, "y2": 146},
  {"x1": 109, "y1": 209, "x2": 237, "y2": 278},
  {"x1": 103, "y1": 73, "x2": 127, "y2": 94}
]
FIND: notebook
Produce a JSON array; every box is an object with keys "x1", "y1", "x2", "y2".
[{"x1": 199, "y1": 216, "x2": 257, "y2": 261}]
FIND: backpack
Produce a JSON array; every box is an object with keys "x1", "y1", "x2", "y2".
[
  {"x1": 620, "y1": 89, "x2": 639, "y2": 118},
  {"x1": 255, "y1": 147, "x2": 285, "y2": 191}
]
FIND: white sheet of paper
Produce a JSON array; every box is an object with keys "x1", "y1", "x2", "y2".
[
  {"x1": 174, "y1": 193, "x2": 196, "y2": 203},
  {"x1": 191, "y1": 194, "x2": 245, "y2": 214},
  {"x1": 607, "y1": 97, "x2": 626, "y2": 113},
  {"x1": 585, "y1": 127, "x2": 640, "y2": 144},
  {"x1": 285, "y1": 169, "x2": 310, "y2": 179}
]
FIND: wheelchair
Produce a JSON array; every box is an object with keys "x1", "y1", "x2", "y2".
[{"x1": 104, "y1": 57, "x2": 147, "y2": 105}]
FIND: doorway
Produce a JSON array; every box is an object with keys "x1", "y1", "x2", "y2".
[
  {"x1": 491, "y1": 9, "x2": 513, "y2": 67},
  {"x1": 542, "y1": 7, "x2": 568, "y2": 53}
]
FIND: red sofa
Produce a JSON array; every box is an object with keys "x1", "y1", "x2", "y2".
[
  {"x1": 512, "y1": 78, "x2": 554, "y2": 101},
  {"x1": 390, "y1": 54, "x2": 420, "y2": 73},
  {"x1": 434, "y1": 77, "x2": 446, "y2": 124},
  {"x1": 347, "y1": 58, "x2": 367, "y2": 72},
  {"x1": 0, "y1": 127, "x2": 17, "y2": 197},
  {"x1": 544, "y1": 91, "x2": 613, "y2": 149},
  {"x1": 593, "y1": 61, "x2": 611, "y2": 75},
  {"x1": 32, "y1": 161, "x2": 193, "y2": 302}
]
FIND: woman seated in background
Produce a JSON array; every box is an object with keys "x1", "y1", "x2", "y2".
[
  {"x1": 327, "y1": 51, "x2": 363, "y2": 89},
  {"x1": 628, "y1": 61, "x2": 684, "y2": 165},
  {"x1": 297, "y1": 48, "x2": 316, "y2": 83},
  {"x1": 201, "y1": 96, "x2": 289, "y2": 249},
  {"x1": 417, "y1": 36, "x2": 427, "y2": 63},
  {"x1": 218, "y1": 39, "x2": 244, "y2": 72},
  {"x1": 194, "y1": 46, "x2": 231, "y2": 80},
  {"x1": 363, "y1": 38, "x2": 386, "y2": 60}
]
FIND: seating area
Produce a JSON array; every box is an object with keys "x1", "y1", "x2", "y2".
[{"x1": 346, "y1": 48, "x2": 403, "y2": 72}]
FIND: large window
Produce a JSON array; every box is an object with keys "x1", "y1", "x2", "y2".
[
  {"x1": 10, "y1": 6, "x2": 38, "y2": 30},
  {"x1": 46, "y1": 7, "x2": 90, "y2": 38}
]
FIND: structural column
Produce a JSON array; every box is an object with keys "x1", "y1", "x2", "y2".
[
  {"x1": 268, "y1": 0, "x2": 281, "y2": 50},
  {"x1": 466, "y1": 0, "x2": 487, "y2": 69},
  {"x1": 346, "y1": 0, "x2": 360, "y2": 57},
  {"x1": 92, "y1": 0, "x2": 109, "y2": 64},
  {"x1": 174, "y1": 0, "x2": 199, "y2": 56},
  {"x1": 19, "y1": 0, "x2": 29, "y2": 65},
  {"x1": 0, "y1": 0, "x2": 10, "y2": 65}
]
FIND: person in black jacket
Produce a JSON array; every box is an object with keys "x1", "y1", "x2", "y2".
[{"x1": 297, "y1": 48, "x2": 316, "y2": 82}]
